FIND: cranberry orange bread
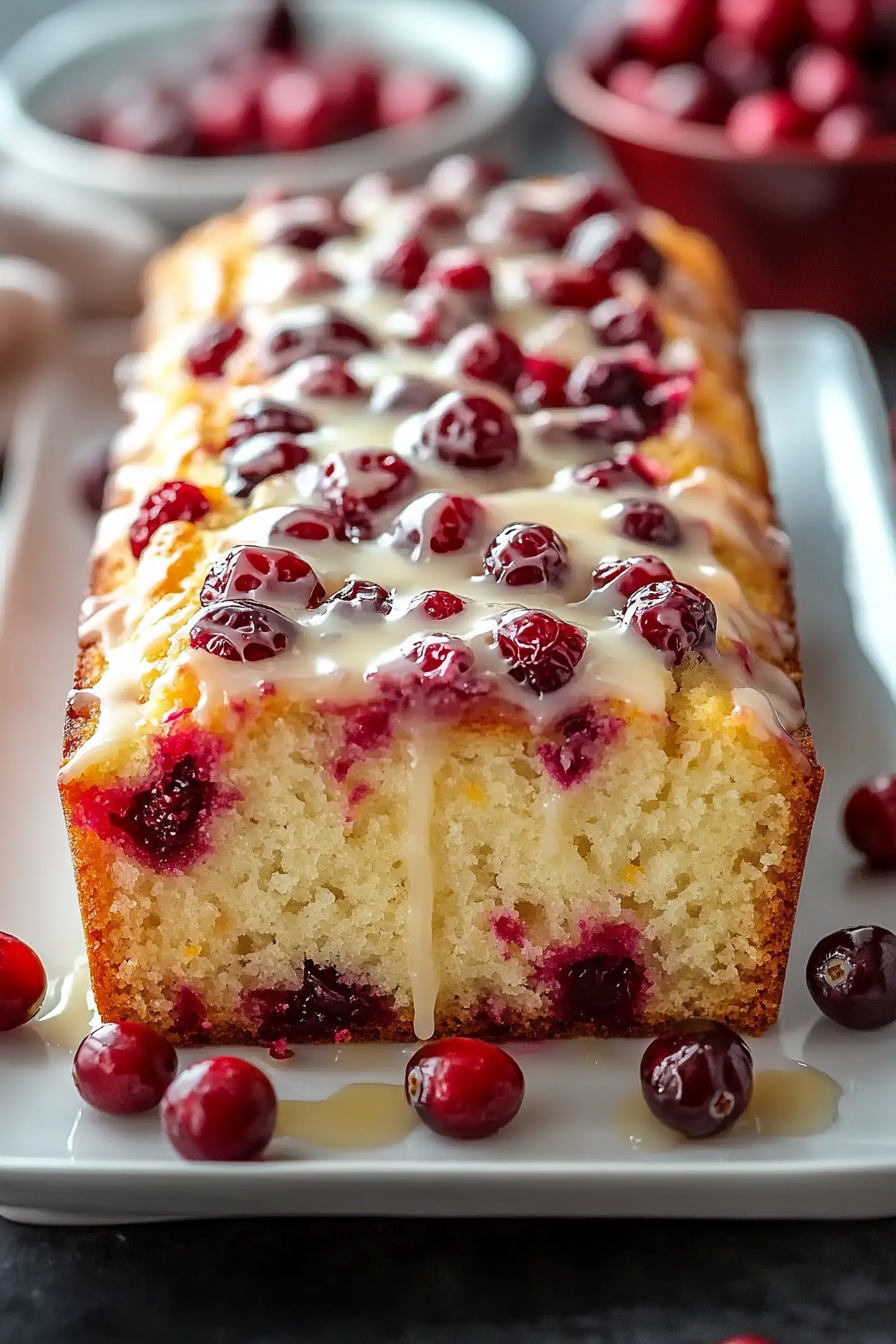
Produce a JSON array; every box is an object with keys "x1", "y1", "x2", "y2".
[{"x1": 59, "y1": 161, "x2": 821, "y2": 1046}]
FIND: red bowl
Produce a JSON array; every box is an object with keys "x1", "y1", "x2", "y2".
[{"x1": 548, "y1": 47, "x2": 896, "y2": 334}]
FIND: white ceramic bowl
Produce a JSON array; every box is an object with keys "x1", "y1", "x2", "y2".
[{"x1": 0, "y1": 0, "x2": 535, "y2": 231}]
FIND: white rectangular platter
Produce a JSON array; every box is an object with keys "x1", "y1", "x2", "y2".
[{"x1": 2, "y1": 313, "x2": 896, "y2": 1223}]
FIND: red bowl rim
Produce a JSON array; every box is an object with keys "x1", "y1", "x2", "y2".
[{"x1": 547, "y1": 45, "x2": 896, "y2": 166}]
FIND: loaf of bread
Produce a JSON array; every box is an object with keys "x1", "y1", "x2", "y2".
[{"x1": 59, "y1": 160, "x2": 821, "y2": 1046}]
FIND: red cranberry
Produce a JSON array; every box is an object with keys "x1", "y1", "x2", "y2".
[
  {"x1": 270, "y1": 505, "x2": 345, "y2": 544},
  {"x1": 257, "y1": 0, "x2": 302, "y2": 54},
  {"x1": 426, "y1": 154, "x2": 506, "y2": 201},
  {"x1": 406, "y1": 590, "x2": 467, "y2": 620},
  {"x1": 260, "y1": 67, "x2": 338, "y2": 152},
  {"x1": 408, "y1": 197, "x2": 465, "y2": 231},
  {"x1": 590, "y1": 298, "x2": 665, "y2": 356},
  {"x1": 224, "y1": 432, "x2": 310, "y2": 498},
  {"x1": 527, "y1": 263, "x2": 614, "y2": 310},
  {"x1": 290, "y1": 355, "x2": 363, "y2": 399},
  {"x1": 417, "y1": 392, "x2": 519, "y2": 471},
  {"x1": 592, "y1": 554, "x2": 673, "y2": 599},
  {"x1": 421, "y1": 248, "x2": 493, "y2": 301},
  {"x1": 372, "y1": 234, "x2": 431, "y2": 290},
  {"x1": 396, "y1": 632, "x2": 476, "y2": 687},
  {"x1": 110, "y1": 754, "x2": 211, "y2": 861},
  {"x1": 704, "y1": 31, "x2": 775, "y2": 99},
  {"x1": 617, "y1": 498, "x2": 682, "y2": 546},
  {"x1": 564, "y1": 404, "x2": 651, "y2": 446},
  {"x1": 98, "y1": 87, "x2": 195, "y2": 156},
  {"x1": 323, "y1": 578, "x2": 392, "y2": 617},
  {"x1": 225, "y1": 400, "x2": 315, "y2": 451},
  {"x1": 566, "y1": 215, "x2": 665, "y2": 287},
  {"x1": 496, "y1": 608, "x2": 587, "y2": 695},
  {"x1": 377, "y1": 70, "x2": 459, "y2": 128},
  {"x1": 200, "y1": 545, "x2": 325, "y2": 610},
  {"x1": 319, "y1": 53, "x2": 381, "y2": 139},
  {"x1": 390, "y1": 491, "x2": 483, "y2": 558},
  {"x1": 73, "y1": 1022, "x2": 177, "y2": 1116},
  {"x1": 368, "y1": 373, "x2": 448, "y2": 415},
  {"x1": 562, "y1": 174, "x2": 627, "y2": 229},
  {"x1": 190, "y1": 72, "x2": 261, "y2": 156},
  {"x1": 555, "y1": 949, "x2": 644, "y2": 1025},
  {"x1": 285, "y1": 256, "x2": 340, "y2": 296},
  {"x1": 161, "y1": 1056, "x2": 276, "y2": 1161},
  {"x1": 567, "y1": 356, "x2": 647, "y2": 409},
  {"x1": 483, "y1": 522, "x2": 570, "y2": 588},
  {"x1": 190, "y1": 600, "x2": 295, "y2": 662},
  {"x1": 717, "y1": 0, "x2": 807, "y2": 57},
  {"x1": 399, "y1": 288, "x2": 475, "y2": 348},
  {"x1": 643, "y1": 374, "x2": 694, "y2": 432},
  {"x1": 317, "y1": 448, "x2": 415, "y2": 540},
  {"x1": 572, "y1": 452, "x2": 660, "y2": 491},
  {"x1": 243, "y1": 959, "x2": 390, "y2": 1041},
  {"x1": 816, "y1": 102, "x2": 877, "y2": 155},
  {"x1": 630, "y1": 0, "x2": 714, "y2": 64},
  {"x1": 260, "y1": 306, "x2": 375, "y2": 375},
  {"x1": 129, "y1": 481, "x2": 210, "y2": 559},
  {"x1": 607, "y1": 59, "x2": 658, "y2": 107},
  {"x1": 806, "y1": 0, "x2": 871, "y2": 48},
  {"x1": 645, "y1": 63, "x2": 731, "y2": 124},
  {"x1": 726, "y1": 91, "x2": 814, "y2": 152},
  {"x1": 442, "y1": 323, "x2": 523, "y2": 391},
  {"x1": 538, "y1": 706, "x2": 625, "y2": 791},
  {"x1": 185, "y1": 318, "x2": 244, "y2": 379},
  {"x1": 622, "y1": 580, "x2": 717, "y2": 664},
  {"x1": 843, "y1": 776, "x2": 896, "y2": 867},
  {"x1": 515, "y1": 355, "x2": 571, "y2": 411},
  {"x1": 262, "y1": 195, "x2": 353, "y2": 252},
  {"x1": 791, "y1": 45, "x2": 861, "y2": 114},
  {"x1": 640, "y1": 1020, "x2": 753, "y2": 1139},
  {"x1": 0, "y1": 933, "x2": 46, "y2": 1031},
  {"x1": 79, "y1": 443, "x2": 111, "y2": 513},
  {"x1": 468, "y1": 193, "x2": 570, "y2": 252},
  {"x1": 405, "y1": 1037, "x2": 524, "y2": 1140},
  {"x1": 806, "y1": 925, "x2": 896, "y2": 1029}
]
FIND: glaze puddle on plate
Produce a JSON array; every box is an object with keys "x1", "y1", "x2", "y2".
[{"x1": 275, "y1": 1084, "x2": 416, "y2": 1150}]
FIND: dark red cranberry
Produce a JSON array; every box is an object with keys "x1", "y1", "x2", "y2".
[
  {"x1": 225, "y1": 400, "x2": 315, "y2": 451},
  {"x1": 224, "y1": 432, "x2": 310, "y2": 498},
  {"x1": 190, "y1": 72, "x2": 260, "y2": 157},
  {"x1": 643, "y1": 374, "x2": 694, "y2": 432},
  {"x1": 79, "y1": 443, "x2": 111, "y2": 513},
  {"x1": 269, "y1": 505, "x2": 345, "y2": 544},
  {"x1": 190, "y1": 600, "x2": 295, "y2": 662},
  {"x1": 538, "y1": 705, "x2": 624, "y2": 790},
  {"x1": 558, "y1": 953, "x2": 644, "y2": 1025},
  {"x1": 566, "y1": 215, "x2": 665, "y2": 288},
  {"x1": 286, "y1": 256, "x2": 341, "y2": 296},
  {"x1": 372, "y1": 234, "x2": 430, "y2": 290},
  {"x1": 260, "y1": 306, "x2": 375, "y2": 375},
  {"x1": 806, "y1": 925, "x2": 896, "y2": 1029},
  {"x1": 408, "y1": 198, "x2": 465, "y2": 231},
  {"x1": 567, "y1": 356, "x2": 648, "y2": 409},
  {"x1": 640, "y1": 1020, "x2": 753, "y2": 1139},
  {"x1": 726, "y1": 90, "x2": 814, "y2": 152},
  {"x1": 0, "y1": 933, "x2": 46, "y2": 1031},
  {"x1": 527, "y1": 264, "x2": 614, "y2": 310},
  {"x1": 572, "y1": 452, "x2": 660, "y2": 491},
  {"x1": 368, "y1": 373, "x2": 449, "y2": 415},
  {"x1": 426, "y1": 154, "x2": 507, "y2": 200},
  {"x1": 173, "y1": 986, "x2": 211, "y2": 1039},
  {"x1": 290, "y1": 355, "x2": 363, "y2": 399},
  {"x1": 260, "y1": 67, "x2": 339, "y2": 152},
  {"x1": 73, "y1": 1022, "x2": 177, "y2": 1116},
  {"x1": 323, "y1": 579, "x2": 392, "y2": 618},
  {"x1": 590, "y1": 299, "x2": 665, "y2": 355},
  {"x1": 704, "y1": 31, "x2": 775, "y2": 99},
  {"x1": 718, "y1": 0, "x2": 807, "y2": 58},
  {"x1": 399, "y1": 288, "x2": 474, "y2": 348},
  {"x1": 468, "y1": 192, "x2": 570, "y2": 252},
  {"x1": 185, "y1": 318, "x2": 244, "y2": 379},
  {"x1": 161, "y1": 1056, "x2": 276, "y2": 1161},
  {"x1": 816, "y1": 101, "x2": 876, "y2": 155},
  {"x1": 790, "y1": 45, "x2": 862, "y2": 115},
  {"x1": 420, "y1": 248, "x2": 493, "y2": 300},
  {"x1": 200, "y1": 545, "x2": 324, "y2": 610},
  {"x1": 406, "y1": 590, "x2": 467, "y2": 620},
  {"x1": 244, "y1": 960, "x2": 389, "y2": 1042},
  {"x1": 806, "y1": 0, "x2": 871, "y2": 47},
  {"x1": 262, "y1": 194, "x2": 352, "y2": 251},
  {"x1": 257, "y1": 0, "x2": 302, "y2": 54},
  {"x1": 417, "y1": 392, "x2": 519, "y2": 471},
  {"x1": 390, "y1": 491, "x2": 483, "y2": 558},
  {"x1": 630, "y1": 0, "x2": 714, "y2": 64},
  {"x1": 319, "y1": 54, "x2": 381, "y2": 139},
  {"x1": 317, "y1": 448, "x2": 415, "y2": 540},
  {"x1": 622, "y1": 580, "x2": 717, "y2": 665},
  {"x1": 483, "y1": 522, "x2": 570, "y2": 588},
  {"x1": 558, "y1": 404, "x2": 650, "y2": 446},
  {"x1": 562, "y1": 174, "x2": 626, "y2": 229},
  {"x1": 646, "y1": 63, "x2": 731, "y2": 124},
  {"x1": 515, "y1": 356, "x2": 571, "y2": 411},
  {"x1": 593, "y1": 554, "x2": 673, "y2": 599},
  {"x1": 129, "y1": 481, "x2": 210, "y2": 559},
  {"x1": 405, "y1": 1037, "x2": 524, "y2": 1140},
  {"x1": 496, "y1": 609, "x2": 587, "y2": 695},
  {"x1": 377, "y1": 70, "x2": 459, "y2": 128},
  {"x1": 110, "y1": 755, "x2": 211, "y2": 860},
  {"x1": 442, "y1": 324, "x2": 523, "y2": 392},
  {"x1": 617, "y1": 499, "x2": 683, "y2": 547},
  {"x1": 98, "y1": 86, "x2": 195, "y2": 156},
  {"x1": 843, "y1": 776, "x2": 896, "y2": 868},
  {"x1": 393, "y1": 632, "x2": 477, "y2": 691}
]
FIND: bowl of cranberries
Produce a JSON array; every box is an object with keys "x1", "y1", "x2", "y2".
[
  {"x1": 549, "y1": 0, "x2": 896, "y2": 331},
  {"x1": 0, "y1": 0, "x2": 533, "y2": 229}
]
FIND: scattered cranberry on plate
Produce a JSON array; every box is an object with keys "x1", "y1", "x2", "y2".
[
  {"x1": 843, "y1": 774, "x2": 896, "y2": 867},
  {"x1": 405, "y1": 1037, "x2": 525, "y2": 1140},
  {"x1": 640, "y1": 1018, "x2": 753, "y2": 1138},
  {"x1": 806, "y1": 925, "x2": 896, "y2": 1029},
  {"x1": 161, "y1": 1056, "x2": 277, "y2": 1160},
  {"x1": 73, "y1": 1022, "x2": 178, "y2": 1115},
  {"x1": 0, "y1": 932, "x2": 46, "y2": 1032}
]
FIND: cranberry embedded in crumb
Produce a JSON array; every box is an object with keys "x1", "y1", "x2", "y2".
[
  {"x1": 420, "y1": 248, "x2": 493, "y2": 300},
  {"x1": 622, "y1": 580, "x2": 717, "y2": 665},
  {"x1": 260, "y1": 306, "x2": 375, "y2": 375},
  {"x1": 483, "y1": 522, "x2": 570, "y2": 588},
  {"x1": 593, "y1": 554, "x2": 674, "y2": 599},
  {"x1": 317, "y1": 448, "x2": 415, "y2": 540},
  {"x1": 190, "y1": 600, "x2": 296, "y2": 662},
  {"x1": 726, "y1": 90, "x2": 813, "y2": 152},
  {"x1": 290, "y1": 355, "x2": 363, "y2": 399},
  {"x1": 406, "y1": 590, "x2": 467, "y2": 620},
  {"x1": 0, "y1": 932, "x2": 46, "y2": 1031},
  {"x1": 371, "y1": 234, "x2": 431, "y2": 291},
  {"x1": 617, "y1": 498, "x2": 683, "y2": 547},
  {"x1": 572, "y1": 452, "x2": 660, "y2": 492},
  {"x1": 368, "y1": 373, "x2": 449, "y2": 415},
  {"x1": 640, "y1": 1019, "x2": 753, "y2": 1139},
  {"x1": 441, "y1": 324, "x2": 523, "y2": 392},
  {"x1": 843, "y1": 776, "x2": 896, "y2": 868},
  {"x1": 129, "y1": 481, "x2": 210, "y2": 559},
  {"x1": 515, "y1": 355, "x2": 571, "y2": 411},
  {"x1": 559, "y1": 953, "x2": 644, "y2": 1025},
  {"x1": 200, "y1": 545, "x2": 325, "y2": 611},
  {"x1": 417, "y1": 391, "x2": 519, "y2": 471},
  {"x1": 269, "y1": 505, "x2": 345, "y2": 544},
  {"x1": 73, "y1": 1022, "x2": 177, "y2": 1115},
  {"x1": 590, "y1": 298, "x2": 665, "y2": 356},
  {"x1": 185, "y1": 318, "x2": 245, "y2": 379},
  {"x1": 244, "y1": 960, "x2": 389, "y2": 1041},
  {"x1": 225, "y1": 400, "x2": 315, "y2": 451},
  {"x1": 390, "y1": 491, "x2": 483, "y2": 558},
  {"x1": 224, "y1": 432, "x2": 310, "y2": 499},
  {"x1": 161, "y1": 1056, "x2": 276, "y2": 1161},
  {"x1": 323, "y1": 578, "x2": 392, "y2": 617},
  {"x1": 496, "y1": 608, "x2": 587, "y2": 695},
  {"x1": 405, "y1": 1037, "x2": 524, "y2": 1140},
  {"x1": 566, "y1": 215, "x2": 665, "y2": 287},
  {"x1": 110, "y1": 754, "x2": 211, "y2": 861},
  {"x1": 806, "y1": 925, "x2": 896, "y2": 1029}
]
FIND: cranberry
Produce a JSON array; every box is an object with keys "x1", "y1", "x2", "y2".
[
  {"x1": 79, "y1": 443, "x2": 111, "y2": 513},
  {"x1": 442, "y1": 324, "x2": 523, "y2": 391},
  {"x1": 225, "y1": 400, "x2": 315, "y2": 451},
  {"x1": 224, "y1": 432, "x2": 310, "y2": 499},
  {"x1": 320, "y1": 54, "x2": 381, "y2": 139},
  {"x1": 399, "y1": 288, "x2": 474, "y2": 348},
  {"x1": 538, "y1": 706, "x2": 625, "y2": 791},
  {"x1": 645, "y1": 64, "x2": 730, "y2": 124},
  {"x1": 185, "y1": 318, "x2": 244, "y2": 379},
  {"x1": 405, "y1": 1037, "x2": 524, "y2": 1140},
  {"x1": 704, "y1": 32, "x2": 775, "y2": 99},
  {"x1": 717, "y1": 0, "x2": 807, "y2": 57},
  {"x1": 843, "y1": 776, "x2": 896, "y2": 867},
  {"x1": 617, "y1": 498, "x2": 682, "y2": 546},
  {"x1": 726, "y1": 91, "x2": 814, "y2": 152},
  {"x1": 409, "y1": 197, "x2": 465, "y2": 231},
  {"x1": 244, "y1": 960, "x2": 389, "y2": 1042},
  {"x1": 389, "y1": 632, "x2": 477, "y2": 692},
  {"x1": 190, "y1": 71, "x2": 261, "y2": 157},
  {"x1": 270, "y1": 505, "x2": 344, "y2": 543},
  {"x1": 286, "y1": 256, "x2": 340, "y2": 296},
  {"x1": 806, "y1": 925, "x2": 896, "y2": 1029},
  {"x1": 592, "y1": 554, "x2": 673, "y2": 599},
  {"x1": 590, "y1": 298, "x2": 665, "y2": 355},
  {"x1": 791, "y1": 45, "x2": 862, "y2": 114},
  {"x1": 200, "y1": 545, "x2": 324, "y2": 610},
  {"x1": 640, "y1": 1020, "x2": 753, "y2": 1139},
  {"x1": 816, "y1": 102, "x2": 877, "y2": 155},
  {"x1": 368, "y1": 373, "x2": 448, "y2": 415},
  {"x1": 806, "y1": 0, "x2": 871, "y2": 48},
  {"x1": 557, "y1": 952, "x2": 644, "y2": 1025},
  {"x1": 567, "y1": 356, "x2": 647, "y2": 409},
  {"x1": 323, "y1": 578, "x2": 392, "y2": 617},
  {"x1": 566, "y1": 215, "x2": 665, "y2": 288},
  {"x1": 562, "y1": 174, "x2": 626, "y2": 229},
  {"x1": 190, "y1": 600, "x2": 295, "y2": 662},
  {"x1": 110, "y1": 755, "x2": 211, "y2": 861},
  {"x1": 377, "y1": 70, "x2": 459, "y2": 128},
  {"x1": 607, "y1": 59, "x2": 658, "y2": 108},
  {"x1": 390, "y1": 491, "x2": 482, "y2": 558},
  {"x1": 515, "y1": 356, "x2": 571, "y2": 411},
  {"x1": 290, "y1": 355, "x2": 363, "y2": 399},
  {"x1": 129, "y1": 481, "x2": 210, "y2": 559},
  {"x1": 572, "y1": 452, "x2": 660, "y2": 491},
  {"x1": 483, "y1": 522, "x2": 570, "y2": 588},
  {"x1": 98, "y1": 86, "x2": 195, "y2": 156},
  {"x1": 372, "y1": 234, "x2": 430, "y2": 290},
  {"x1": 468, "y1": 193, "x2": 570, "y2": 252},
  {"x1": 630, "y1": 0, "x2": 714, "y2": 65},
  {"x1": 417, "y1": 392, "x2": 519, "y2": 471},
  {"x1": 73, "y1": 1022, "x2": 177, "y2": 1116},
  {"x1": 161, "y1": 1056, "x2": 276, "y2": 1161},
  {"x1": 426, "y1": 154, "x2": 506, "y2": 201},
  {"x1": 421, "y1": 248, "x2": 492, "y2": 300},
  {"x1": 260, "y1": 306, "x2": 375, "y2": 375},
  {"x1": 406, "y1": 590, "x2": 467, "y2": 620},
  {"x1": 0, "y1": 933, "x2": 46, "y2": 1031},
  {"x1": 257, "y1": 0, "x2": 302, "y2": 54},
  {"x1": 643, "y1": 374, "x2": 694, "y2": 431},
  {"x1": 260, "y1": 67, "x2": 338, "y2": 152},
  {"x1": 261, "y1": 194, "x2": 352, "y2": 251},
  {"x1": 563, "y1": 404, "x2": 650, "y2": 446},
  {"x1": 622, "y1": 580, "x2": 717, "y2": 665},
  {"x1": 317, "y1": 448, "x2": 415, "y2": 540},
  {"x1": 527, "y1": 263, "x2": 614, "y2": 310},
  {"x1": 496, "y1": 608, "x2": 587, "y2": 695}
]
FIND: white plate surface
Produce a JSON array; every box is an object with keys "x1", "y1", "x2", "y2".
[{"x1": 1, "y1": 314, "x2": 896, "y2": 1223}]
